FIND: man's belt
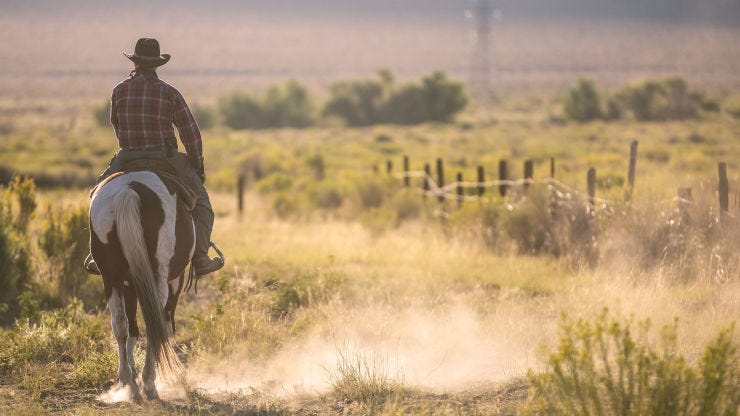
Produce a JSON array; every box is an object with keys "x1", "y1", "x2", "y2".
[{"x1": 121, "y1": 146, "x2": 165, "y2": 152}]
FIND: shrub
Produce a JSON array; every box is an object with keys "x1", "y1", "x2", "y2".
[
  {"x1": 500, "y1": 186, "x2": 597, "y2": 264},
  {"x1": 611, "y1": 188, "x2": 739, "y2": 282},
  {"x1": 270, "y1": 270, "x2": 346, "y2": 316},
  {"x1": 262, "y1": 80, "x2": 315, "y2": 128},
  {"x1": 39, "y1": 204, "x2": 100, "y2": 307},
  {"x1": 219, "y1": 91, "x2": 262, "y2": 130},
  {"x1": 0, "y1": 120, "x2": 15, "y2": 135},
  {"x1": 383, "y1": 84, "x2": 428, "y2": 125},
  {"x1": 616, "y1": 77, "x2": 703, "y2": 121},
  {"x1": 306, "y1": 182, "x2": 344, "y2": 211},
  {"x1": 724, "y1": 95, "x2": 740, "y2": 119},
  {"x1": 525, "y1": 310, "x2": 740, "y2": 416},
  {"x1": 0, "y1": 177, "x2": 35, "y2": 319},
  {"x1": 219, "y1": 81, "x2": 315, "y2": 130},
  {"x1": 324, "y1": 70, "x2": 467, "y2": 126},
  {"x1": 563, "y1": 78, "x2": 603, "y2": 122},
  {"x1": 356, "y1": 178, "x2": 386, "y2": 209},
  {"x1": 307, "y1": 154, "x2": 325, "y2": 181},
  {"x1": 447, "y1": 202, "x2": 501, "y2": 247},
  {"x1": 420, "y1": 71, "x2": 468, "y2": 123},
  {"x1": 323, "y1": 78, "x2": 387, "y2": 126},
  {"x1": 389, "y1": 189, "x2": 424, "y2": 224},
  {"x1": 271, "y1": 192, "x2": 299, "y2": 219},
  {"x1": 92, "y1": 101, "x2": 110, "y2": 128},
  {"x1": 192, "y1": 103, "x2": 217, "y2": 130},
  {"x1": 256, "y1": 172, "x2": 293, "y2": 194}
]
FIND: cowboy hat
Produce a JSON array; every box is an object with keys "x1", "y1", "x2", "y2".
[{"x1": 123, "y1": 38, "x2": 171, "y2": 68}]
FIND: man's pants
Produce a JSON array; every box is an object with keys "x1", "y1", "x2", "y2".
[{"x1": 97, "y1": 149, "x2": 214, "y2": 257}]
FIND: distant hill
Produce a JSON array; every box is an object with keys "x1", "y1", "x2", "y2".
[{"x1": 3, "y1": 0, "x2": 740, "y2": 24}]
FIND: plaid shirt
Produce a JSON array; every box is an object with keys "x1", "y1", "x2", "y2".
[{"x1": 111, "y1": 70, "x2": 202, "y2": 163}]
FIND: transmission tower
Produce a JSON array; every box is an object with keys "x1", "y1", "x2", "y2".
[{"x1": 470, "y1": 0, "x2": 494, "y2": 98}]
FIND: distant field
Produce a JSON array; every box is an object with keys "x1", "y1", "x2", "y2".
[{"x1": 2, "y1": 9, "x2": 740, "y2": 103}]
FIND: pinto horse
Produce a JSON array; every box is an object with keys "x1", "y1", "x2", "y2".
[{"x1": 89, "y1": 170, "x2": 194, "y2": 401}]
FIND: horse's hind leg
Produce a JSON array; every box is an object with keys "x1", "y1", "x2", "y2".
[
  {"x1": 123, "y1": 283, "x2": 140, "y2": 380},
  {"x1": 142, "y1": 344, "x2": 160, "y2": 400},
  {"x1": 109, "y1": 287, "x2": 142, "y2": 402}
]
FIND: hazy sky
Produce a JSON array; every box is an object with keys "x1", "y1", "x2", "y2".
[
  {"x1": 3, "y1": 0, "x2": 740, "y2": 24},
  {"x1": 2, "y1": 0, "x2": 739, "y2": 99}
]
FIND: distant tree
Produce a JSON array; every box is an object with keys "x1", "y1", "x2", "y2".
[
  {"x1": 383, "y1": 84, "x2": 428, "y2": 125},
  {"x1": 218, "y1": 80, "x2": 315, "y2": 129},
  {"x1": 324, "y1": 70, "x2": 467, "y2": 126},
  {"x1": 616, "y1": 77, "x2": 703, "y2": 121},
  {"x1": 219, "y1": 92, "x2": 263, "y2": 129},
  {"x1": 323, "y1": 78, "x2": 387, "y2": 126},
  {"x1": 262, "y1": 80, "x2": 315, "y2": 128},
  {"x1": 563, "y1": 78, "x2": 603, "y2": 122},
  {"x1": 420, "y1": 71, "x2": 468, "y2": 123}
]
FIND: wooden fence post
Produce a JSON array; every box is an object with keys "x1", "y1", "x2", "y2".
[
  {"x1": 237, "y1": 174, "x2": 245, "y2": 217},
  {"x1": 254, "y1": 165, "x2": 264, "y2": 181},
  {"x1": 550, "y1": 157, "x2": 555, "y2": 179},
  {"x1": 403, "y1": 155, "x2": 410, "y2": 187},
  {"x1": 678, "y1": 187, "x2": 692, "y2": 225},
  {"x1": 627, "y1": 140, "x2": 638, "y2": 199},
  {"x1": 436, "y1": 158, "x2": 445, "y2": 202},
  {"x1": 719, "y1": 162, "x2": 729, "y2": 223},
  {"x1": 524, "y1": 160, "x2": 534, "y2": 194},
  {"x1": 477, "y1": 165, "x2": 485, "y2": 198},
  {"x1": 587, "y1": 167, "x2": 596, "y2": 209},
  {"x1": 423, "y1": 163, "x2": 431, "y2": 199},
  {"x1": 456, "y1": 172, "x2": 463, "y2": 208},
  {"x1": 498, "y1": 160, "x2": 508, "y2": 197}
]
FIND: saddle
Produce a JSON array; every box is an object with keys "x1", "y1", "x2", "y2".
[{"x1": 91, "y1": 159, "x2": 197, "y2": 211}]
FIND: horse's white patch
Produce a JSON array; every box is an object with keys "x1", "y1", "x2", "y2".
[
  {"x1": 156, "y1": 187, "x2": 177, "y2": 287},
  {"x1": 90, "y1": 171, "x2": 178, "y2": 288}
]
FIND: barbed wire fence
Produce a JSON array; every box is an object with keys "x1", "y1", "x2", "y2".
[
  {"x1": 233, "y1": 140, "x2": 736, "y2": 224},
  {"x1": 374, "y1": 140, "x2": 736, "y2": 223}
]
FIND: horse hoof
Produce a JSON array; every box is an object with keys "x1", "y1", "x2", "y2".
[
  {"x1": 145, "y1": 388, "x2": 160, "y2": 401},
  {"x1": 132, "y1": 390, "x2": 143, "y2": 404}
]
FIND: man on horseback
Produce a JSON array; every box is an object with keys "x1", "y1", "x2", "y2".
[{"x1": 85, "y1": 38, "x2": 223, "y2": 277}]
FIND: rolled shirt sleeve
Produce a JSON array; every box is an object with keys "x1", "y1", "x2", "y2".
[{"x1": 173, "y1": 91, "x2": 203, "y2": 163}]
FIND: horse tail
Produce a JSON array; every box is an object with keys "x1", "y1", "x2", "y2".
[{"x1": 113, "y1": 186, "x2": 183, "y2": 381}]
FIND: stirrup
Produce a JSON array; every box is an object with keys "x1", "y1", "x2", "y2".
[
  {"x1": 84, "y1": 254, "x2": 101, "y2": 275},
  {"x1": 185, "y1": 241, "x2": 226, "y2": 293}
]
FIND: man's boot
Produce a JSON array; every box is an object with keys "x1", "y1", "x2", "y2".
[
  {"x1": 191, "y1": 202, "x2": 223, "y2": 276},
  {"x1": 192, "y1": 250, "x2": 223, "y2": 276}
]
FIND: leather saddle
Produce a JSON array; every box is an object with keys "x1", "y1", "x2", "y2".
[{"x1": 91, "y1": 159, "x2": 197, "y2": 211}]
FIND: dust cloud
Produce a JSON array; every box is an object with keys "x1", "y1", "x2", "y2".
[
  {"x1": 186, "y1": 302, "x2": 538, "y2": 397},
  {"x1": 184, "y1": 272, "x2": 739, "y2": 398}
]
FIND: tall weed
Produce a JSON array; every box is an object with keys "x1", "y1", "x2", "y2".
[{"x1": 329, "y1": 345, "x2": 403, "y2": 407}]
